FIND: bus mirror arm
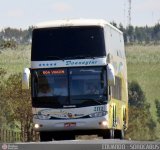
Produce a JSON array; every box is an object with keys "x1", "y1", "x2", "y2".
[
  {"x1": 103, "y1": 86, "x2": 108, "y2": 96},
  {"x1": 107, "y1": 64, "x2": 115, "y2": 86},
  {"x1": 22, "y1": 68, "x2": 30, "y2": 90}
]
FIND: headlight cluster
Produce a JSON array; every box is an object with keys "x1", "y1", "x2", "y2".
[
  {"x1": 89, "y1": 111, "x2": 107, "y2": 118},
  {"x1": 34, "y1": 114, "x2": 51, "y2": 120}
]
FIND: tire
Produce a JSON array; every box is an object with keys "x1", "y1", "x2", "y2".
[
  {"x1": 40, "y1": 132, "x2": 53, "y2": 142},
  {"x1": 101, "y1": 129, "x2": 115, "y2": 139},
  {"x1": 110, "y1": 129, "x2": 115, "y2": 139},
  {"x1": 53, "y1": 132, "x2": 75, "y2": 141},
  {"x1": 101, "y1": 130, "x2": 110, "y2": 139},
  {"x1": 114, "y1": 130, "x2": 124, "y2": 139},
  {"x1": 120, "y1": 130, "x2": 125, "y2": 140}
]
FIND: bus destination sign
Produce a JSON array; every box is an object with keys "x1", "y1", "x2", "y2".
[{"x1": 41, "y1": 70, "x2": 65, "y2": 75}]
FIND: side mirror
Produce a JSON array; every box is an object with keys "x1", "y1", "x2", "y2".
[
  {"x1": 103, "y1": 86, "x2": 108, "y2": 96},
  {"x1": 22, "y1": 68, "x2": 30, "y2": 89},
  {"x1": 107, "y1": 53, "x2": 111, "y2": 63},
  {"x1": 107, "y1": 64, "x2": 115, "y2": 86}
]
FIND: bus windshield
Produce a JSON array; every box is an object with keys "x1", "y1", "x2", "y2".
[
  {"x1": 32, "y1": 67, "x2": 107, "y2": 108},
  {"x1": 31, "y1": 26, "x2": 106, "y2": 61},
  {"x1": 69, "y1": 67, "x2": 107, "y2": 105}
]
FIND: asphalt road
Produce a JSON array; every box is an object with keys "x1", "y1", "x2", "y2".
[
  {"x1": 2, "y1": 139, "x2": 158, "y2": 150},
  {"x1": 33, "y1": 139, "x2": 159, "y2": 144}
]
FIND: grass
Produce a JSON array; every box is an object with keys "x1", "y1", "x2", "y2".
[
  {"x1": 1, "y1": 44, "x2": 160, "y2": 106},
  {"x1": 0, "y1": 44, "x2": 160, "y2": 138},
  {"x1": 0, "y1": 45, "x2": 31, "y2": 76},
  {"x1": 126, "y1": 45, "x2": 160, "y2": 119}
]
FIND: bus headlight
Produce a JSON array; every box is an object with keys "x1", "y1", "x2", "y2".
[
  {"x1": 89, "y1": 111, "x2": 107, "y2": 118},
  {"x1": 102, "y1": 121, "x2": 108, "y2": 126},
  {"x1": 34, "y1": 114, "x2": 51, "y2": 120},
  {"x1": 34, "y1": 124, "x2": 40, "y2": 129}
]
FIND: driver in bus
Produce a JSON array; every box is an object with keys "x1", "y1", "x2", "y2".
[
  {"x1": 38, "y1": 84, "x2": 53, "y2": 97},
  {"x1": 85, "y1": 84, "x2": 99, "y2": 94},
  {"x1": 54, "y1": 80, "x2": 68, "y2": 96}
]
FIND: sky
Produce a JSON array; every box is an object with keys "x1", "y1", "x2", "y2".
[{"x1": 0, "y1": 0, "x2": 160, "y2": 29}]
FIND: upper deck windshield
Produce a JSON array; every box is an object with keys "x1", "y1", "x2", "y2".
[
  {"x1": 31, "y1": 26, "x2": 106, "y2": 61},
  {"x1": 32, "y1": 67, "x2": 107, "y2": 108}
]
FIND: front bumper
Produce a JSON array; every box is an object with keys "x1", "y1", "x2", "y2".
[{"x1": 33, "y1": 116, "x2": 108, "y2": 131}]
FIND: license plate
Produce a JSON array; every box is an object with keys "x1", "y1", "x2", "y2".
[{"x1": 64, "y1": 122, "x2": 76, "y2": 128}]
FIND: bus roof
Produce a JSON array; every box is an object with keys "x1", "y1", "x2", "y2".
[{"x1": 35, "y1": 19, "x2": 122, "y2": 34}]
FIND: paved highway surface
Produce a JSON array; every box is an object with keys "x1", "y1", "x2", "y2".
[{"x1": 1, "y1": 139, "x2": 160, "y2": 150}]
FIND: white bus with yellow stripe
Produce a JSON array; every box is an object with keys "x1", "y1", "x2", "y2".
[{"x1": 22, "y1": 19, "x2": 128, "y2": 141}]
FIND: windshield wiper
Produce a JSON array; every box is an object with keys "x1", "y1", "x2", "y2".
[
  {"x1": 75, "y1": 55, "x2": 95, "y2": 59},
  {"x1": 64, "y1": 56, "x2": 74, "y2": 59},
  {"x1": 65, "y1": 55, "x2": 95, "y2": 59},
  {"x1": 73, "y1": 98, "x2": 103, "y2": 105}
]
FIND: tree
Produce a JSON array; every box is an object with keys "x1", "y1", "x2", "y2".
[
  {"x1": 126, "y1": 81, "x2": 157, "y2": 140},
  {"x1": 3, "y1": 73, "x2": 33, "y2": 141},
  {"x1": 128, "y1": 81, "x2": 146, "y2": 107},
  {"x1": 155, "y1": 99, "x2": 160, "y2": 123},
  {"x1": 153, "y1": 23, "x2": 160, "y2": 44},
  {"x1": 119, "y1": 23, "x2": 127, "y2": 43},
  {"x1": 110, "y1": 21, "x2": 117, "y2": 28},
  {"x1": 0, "y1": 68, "x2": 7, "y2": 127},
  {"x1": 135, "y1": 27, "x2": 143, "y2": 43},
  {"x1": 1, "y1": 23, "x2": 160, "y2": 45},
  {"x1": 126, "y1": 25, "x2": 134, "y2": 43}
]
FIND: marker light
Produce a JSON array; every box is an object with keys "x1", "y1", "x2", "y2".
[
  {"x1": 34, "y1": 124, "x2": 40, "y2": 129},
  {"x1": 102, "y1": 121, "x2": 108, "y2": 126}
]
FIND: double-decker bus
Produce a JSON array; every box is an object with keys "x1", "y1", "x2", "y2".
[{"x1": 22, "y1": 19, "x2": 128, "y2": 141}]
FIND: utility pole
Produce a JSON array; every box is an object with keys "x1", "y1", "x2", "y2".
[
  {"x1": 128, "y1": 0, "x2": 131, "y2": 26},
  {"x1": 123, "y1": 0, "x2": 126, "y2": 27}
]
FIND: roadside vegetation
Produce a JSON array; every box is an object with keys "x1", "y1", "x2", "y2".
[
  {"x1": 0, "y1": 44, "x2": 160, "y2": 141},
  {"x1": 126, "y1": 81, "x2": 157, "y2": 140},
  {"x1": 1, "y1": 23, "x2": 160, "y2": 141},
  {"x1": 126, "y1": 45, "x2": 160, "y2": 140}
]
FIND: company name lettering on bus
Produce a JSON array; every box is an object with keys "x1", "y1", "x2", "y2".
[
  {"x1": 66, "y1": 60, "x2": 97, "y2": 66},
  {"x1": 42, "y1": 70, "x2": 65, "y2": 75}
]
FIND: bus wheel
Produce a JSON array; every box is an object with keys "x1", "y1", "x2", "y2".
[
  {"x1": 40, "y1": 132, "x2": 53, "y2": 142},
  {"x1": 114, "y1": 130, "x2": 124, "y2": 139},
  {"x1": 120, "y1": 130, "x2": 125, "y2": 139},
  {"x1": 101, "y1": 130, "x2": 110, "y2": 139},
  {"x1": 110, "y1": 129, "x2": 115, "y2": 139},
  {"x1": 53, "y1": 132, "x2": 75, "y2": 141}
]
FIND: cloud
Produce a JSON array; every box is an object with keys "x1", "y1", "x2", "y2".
[
  {"x1": 7, "y1": 9, "x2": 24, "y2": 18},
  {"x1": 51, "y1": 2, "x2": 72, "y2": 13}
]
